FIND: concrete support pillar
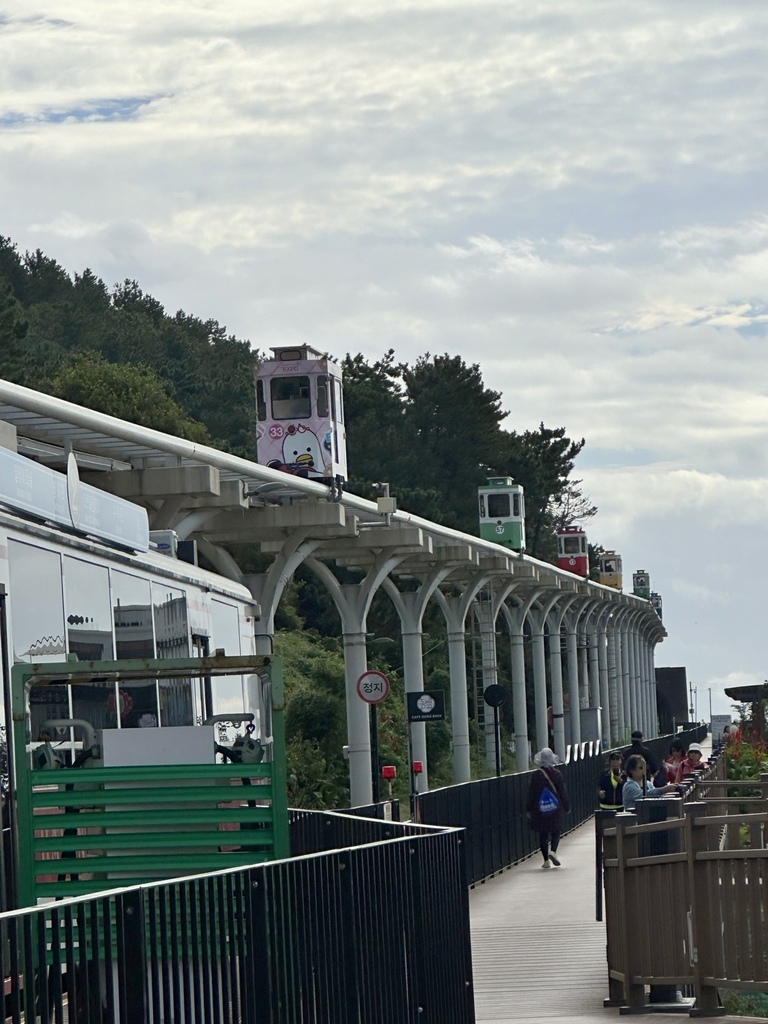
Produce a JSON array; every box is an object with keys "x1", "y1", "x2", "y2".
[
  {"x1": 620, "y1": 616, "x2": 633, "y2": 734},
  {"x1": 475, "y1": 598, "x2": 500, "y2": 769},
  {"x1": 341, "y1": 630, "x2": 374, "y2": 807},
  {"x1": 565, "y1": 626, "x2": 581, "y2": 747},
  {"x1": 547, "y1": 625, "x2": 566, "y2": 760},
  {"x1": 507, "y1": 621, "x2": 529, "y2": 771},
  {"x1": 447, "y1": 626, "x2": 471, "y2": 782},
  {"x1": 608, "y1": 621, "x2": 623, "y2": 743},
  {"x1": 401, "y1": 629, "x2": 428, "y2": 791},
  {"x1": 436, "y1": 592, "x2": 476, "y2": 785},
  {"x1": 597, "y1": 619, "x2": 611, "y2": 747},
  {"x1": 531, "y1": 629, "x2": 549, "y2": 754}
]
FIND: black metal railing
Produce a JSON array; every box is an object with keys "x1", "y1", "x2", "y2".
[
  {"x1": 1, "y1": 810, "x2": 474, "y2": 1024},
  {"x1": 416, "y1": 729, "x2": 708, "y2": 886}
]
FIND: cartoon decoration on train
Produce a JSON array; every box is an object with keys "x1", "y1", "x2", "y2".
[
  {"x1": 255, "y1": 345, "x2": 347, "y2": 497},
  {"x1": 598, "y1": 550, "x2": 623, "y2": 590},
  {"x1": 556, "y1": 525, "x2": 589, "y2": 576},
  {"x1": 478, "y1": 477, "x2": 526, "y2": 551}
]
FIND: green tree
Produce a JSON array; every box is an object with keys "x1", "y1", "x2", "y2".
[
  {"x1": 43, "y1": 352, "x2": 211, "y2": 441},
  {"x1": 398, "y1": 354, "x2": 507, "y2": 531},
  {"x1": 498, "y1": 423, "x2": 592, "y2": 560},
  {"x1": 0, "y1": 277, "x2": 28, "y2": 380}
]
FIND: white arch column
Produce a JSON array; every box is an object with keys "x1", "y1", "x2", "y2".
[
  {"x1": 607, "y1": 612, "x2": 624, "y2": 743},
  {"x1": 434, "y1": 569, "x2": 498, "y2": 783},
  {"x1": 500, "y1": 585, "x2": 544, "y2": 772},
  {"x1": 306, "y1": 550, "x2": 415, "y2": 807},
  {"x1": 381, "y1": 561, "x2": 456, "y2": 793},
  {"x1": 545, "y1": 592, "x2": 577, "y2": 761}
]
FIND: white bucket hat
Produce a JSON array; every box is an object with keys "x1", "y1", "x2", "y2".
[{"x1": 534, "y1": 747, "x2": 561, "y2": 767}]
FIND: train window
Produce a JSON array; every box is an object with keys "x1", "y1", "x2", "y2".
[
  {"x1": 333, "y1": 377, "x2": 345, "y2": 425},
  {"x1": 64, "y1": 557, "x2": 114, "y2": 661},
  {"x1": 271, "y1": 376, "x2": 311, "y2": 419},
  {"x1": 317, "y1": 374, "x2": 329, "y2": 418},
  {"x1": 256, "y1": 379, "x2": 267, "y2": 421},
  {"x1": 112, "y1": 571, "x2": 153, "y2": 660},
  {"x1": 478, "y1": 495, "x2": 486, "y2": 517},
  {"x1": 513, "y1": 494, "x2": 520, "y2": 518},
  {"x1": 487, "y1": 493, "x2": 510, "y2": 518},
  {"x1": 562, "y1": 536, "x2": 581, "y2": 554}
]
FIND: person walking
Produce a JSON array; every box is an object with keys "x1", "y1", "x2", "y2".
[{"x1": 527, "y1": 747, "x2": 570, "y2": 868}]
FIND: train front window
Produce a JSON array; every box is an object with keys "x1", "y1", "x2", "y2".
[
  {"x1": 487, "y1": 494, "x2": 510, "y2": 518},
  {"x1": 562, "y1": 536, "x2": 581, "y2": 554},
  {"x1": 271, "y1": 376, "x2": 311, "y2": 419},
  {"x1": 512, "y1": 494, "x2": 520, "y2": 517}
]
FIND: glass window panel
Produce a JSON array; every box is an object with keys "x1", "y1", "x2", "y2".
[
  {"x1": 563, "y1": 536, "x2": 581, "y2": 554},
  {"x1": 316, "y1": 375, "x2": 329, "y2": 418},
  {"x1": 208, "y1": 600, "x2": 245, "y2": 742},
  {"x1": 112, "y1": 572, "x2": 155, "y2": 727},
  {"x1": 112, "y1": 572, "x2": 154, "y2": 660},
  {"x1": 64, "y1": 557, "x2": 114, "y2": 661},
  {"x1": 9, "y1": 541, "x2": 66, "y2": 663},
  {"x1": 270, "y1": 376, "x2": 311, "y2": 419},
  {"x1": 153, "y1": 584, "x2": 192, "y2": 726},
  {"x1": 487, "y1": 494, "x2": 510, "y2": 518}
]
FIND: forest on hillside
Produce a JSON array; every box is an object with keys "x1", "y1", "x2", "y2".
[{"x1": 0, "y1": 235, "x2": 602, "y2": 804}]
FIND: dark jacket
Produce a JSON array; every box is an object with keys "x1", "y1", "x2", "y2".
[
  {"x1": 527, "y1": 766, "x2": 570, "y2": 833},
  {"x1": 597, "y1": 769, "x2": 625, "y2": 810},
  {"x1": 628, "y1": 740, "x2": 658, "y2": 775}
]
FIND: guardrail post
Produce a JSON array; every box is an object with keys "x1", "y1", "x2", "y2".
[
  {"x1": 601, "y1": 816, "x2": 625, "y2": 1007},
  {"x1": 119, "y1": 888, "x2": 148, "y2": 1021},
  {"x1": 685, "y1": 802, "x2": 722, "y2": 1016},
  {"x1": 613, "y1": 812, "x2": 646, "y2": 1012}
]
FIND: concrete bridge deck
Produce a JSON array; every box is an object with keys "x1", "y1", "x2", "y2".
[{"x1": 469, "y1": 816, "x2": 761, "y2": 1024}]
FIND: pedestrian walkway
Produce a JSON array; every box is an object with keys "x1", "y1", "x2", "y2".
[{"x1": 469, "y1": 801, "x2": 762, "y2": 1023}]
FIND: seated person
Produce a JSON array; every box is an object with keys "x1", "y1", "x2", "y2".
[
  {"x1": 681, "y1": 742, "x2": 708, "y2": 776},
  {"x1": 598, "y1": 752, "x2": 625, "y2": 811},
  {"x1": 622, "y1": 754, "x2": 680, "y2": 810}
]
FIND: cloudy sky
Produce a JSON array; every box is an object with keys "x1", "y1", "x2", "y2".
[{"x1": 2, "y1": 1, "x2": 767, "y2": 720}]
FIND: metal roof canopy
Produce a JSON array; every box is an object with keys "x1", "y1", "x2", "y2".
[{"x1": 0, "y1": 378, "x2": 665, "y2": 627}]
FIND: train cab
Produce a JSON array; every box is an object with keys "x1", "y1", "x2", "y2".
[
  {"x1": 598, "y1": 550, "x2": 623, "y2": 590},
  {"x1": 633, "y1": 570, "x2": 651, "y2": 600},
  {"x1": 651, "y1": 592, "x2": 663, "y2": 620},
  {"x1": 478, "y1": 477, "x2": 526, "y2": 551},
  {"x1": 556, "y1": 525, "x2": 589, "y2": 577},
  {"x1": 255, "y1": 345, "x2": 347, "y2": 490}
]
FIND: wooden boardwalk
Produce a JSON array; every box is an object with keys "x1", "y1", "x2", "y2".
[{"x1": 469, "y1": 816, "x2": 761, "y2": 1024}]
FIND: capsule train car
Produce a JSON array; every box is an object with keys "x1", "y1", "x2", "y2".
[
  {"x1": 598, "y1": 550, "x2": 623, "y2": 590},
  {"x1": 478, "y1": 477, "x2": 526, "y2": 551},
  {"x1": 556, "y1": 525, "x2": 589, "y2": 577},
  {"x1": 255, "y1": 344, "x2": 347, "y2": 496},
  {"x1": 0, "y1": 443, "x2": 288, "y2": 909},
  {"x1": 632, "y1": 570, "x2": 651, "y2": 600}
]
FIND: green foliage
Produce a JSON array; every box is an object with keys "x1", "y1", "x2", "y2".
[
  {"x1": 726, "y1": 736, "x2": 768, "y2": 780},
  {"x1": 42, "y1": 352, "x2": 211, "y2": 441},
  {"x1": 719, "y1": 989, "x2": 768, "y2": 1018}
]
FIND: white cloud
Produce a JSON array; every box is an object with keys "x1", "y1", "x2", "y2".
[{"x1": 2, "y1": 0, "x2": 767, "y2": 709}]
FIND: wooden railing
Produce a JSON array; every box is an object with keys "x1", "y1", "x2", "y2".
[{"x1": 602, "y1": 762, "x2": 768, "y2": 1015}]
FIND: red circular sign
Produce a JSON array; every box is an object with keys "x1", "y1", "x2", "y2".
[{"x1": 356, "y1": 670, "x2": 390, "y2": 704}]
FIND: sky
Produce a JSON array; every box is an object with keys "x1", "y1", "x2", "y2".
[{"x1": 1, "y1": 1, "x2": 767, "y2": 723}]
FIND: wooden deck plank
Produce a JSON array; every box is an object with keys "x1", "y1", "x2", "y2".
[{"x1": 468, "y1": 816, "x2": 762, "y2": 1024}]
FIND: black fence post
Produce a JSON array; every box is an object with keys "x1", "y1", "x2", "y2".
[{"x1": 118, "y1": 888, "x2": 148, "y2": 1021}]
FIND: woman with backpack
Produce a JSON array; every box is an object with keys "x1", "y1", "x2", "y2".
[{"x1": 527, "y1": 747, "x2": 570, "y2": 868}]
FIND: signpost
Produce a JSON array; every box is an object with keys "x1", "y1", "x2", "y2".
[
  {"x1": 483, "y1": 684, "x2": 509, "y2": 778},
  {"x1": 357, "y1": 671, "x2": 390, "y2": 804}
]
